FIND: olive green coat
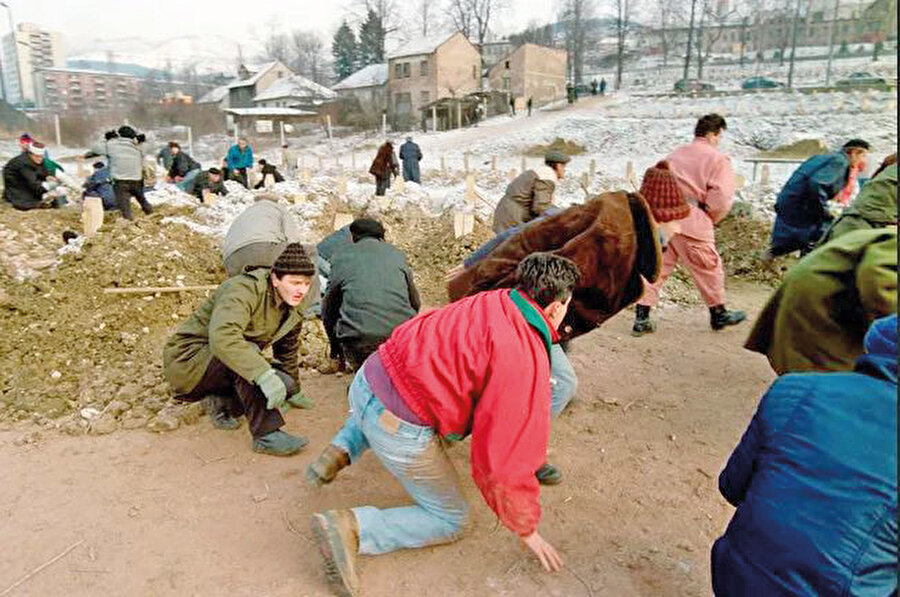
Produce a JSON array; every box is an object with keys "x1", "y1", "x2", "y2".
[
  {"x1": 819, "y1": 164, "x2": 898, "y2": 245},
  {"x1": 163, "y1": 268, "x2": 302, "y2": 394},
  {"x1": 745, "y1": 228, "x2": 897, "y2": 374}
]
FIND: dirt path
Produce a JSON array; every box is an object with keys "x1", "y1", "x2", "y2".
[{"x1": 0, "y1": 281, "x2": 775, "y2": 597}]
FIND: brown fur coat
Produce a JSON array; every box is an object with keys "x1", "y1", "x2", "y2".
[{"x1": 448, "y1": 191, "x2": 661, "y2": 341}]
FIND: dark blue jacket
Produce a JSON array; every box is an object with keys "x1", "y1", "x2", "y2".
[
  {"x1": 712, "y1": 351, "x2": 898, "y2": 596},
  {"x1": 775, "y1": 152, "x2": 850, "y2": 229},
  {"x1": 84, "y1": 166, "x2": 116, "y2": 210}
]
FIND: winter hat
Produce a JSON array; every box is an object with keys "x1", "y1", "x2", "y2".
[
  {"x1": 272, "y1": 243, "x2": 315, "y2": 277},
  {"x1": 864, "y1": 314, "x2": 897, "y2": 357},
  {"x1": 207, "y1": 167, "x2": 221, "y2": 176},
  {"x1": 544, "y1": 150, "x2": 571, "y2": 165},
  {"x1": 27, "y1": 142, "x2": 45, "y2": 156},
  {"x1": 117, "y1": 125, "x2": 137, "y2": 139},
  {"x1": 19, "y1": 133, "x2": 32, "y2": 142},
  {"x1": 349, "y1": 218, "x2": 385, "y2": 241},
  {"x1": 640, "y1": 161, "x2": 690, "y2": 223},
  {"x1": 93, "y1": 161, "x2": 105, "y2": 170}
]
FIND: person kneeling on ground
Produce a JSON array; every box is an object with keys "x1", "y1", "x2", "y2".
[
  {"x1": 187, "y1": 167, "x2": 226, "y2": 203},
  {"x1": 712, "y1": 314, "x2": 897, "y2": 596},
  {"x1": 763, "y1": 139, "x2": 870, "y2": 260},
  {"x1": 492, "y1": 150, "x2": 569, "y2": 233},
  {"x1": 322, "y1": 218, "x2": 420, "y2": 371},
  {"x1": 253, "y1": 159, "x2": 285, "y2": 189},
  {"x1": 166, "y1": 142, "x2": 202, "y2": 190},
  {"x1": 162, "y1": 243, "x2": 316, "y2": 456},
  {"x1": 2, "y1": 141, "x2": 66, "y2": 210},
  {"x1": 83, "y1": 161, "x2": 116, "y2": 210},
  {"x1": 306, "y1": 253, "x2": 579, "y2": 597}
]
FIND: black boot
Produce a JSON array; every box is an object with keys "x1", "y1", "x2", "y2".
[
  {"x1": 632, "y1": 305, "x2": 656, "y2": 337},
  {"x1": 138, "y1": 198, "x2": 154, "y2": 215},
  {"x1": 710, "y1": 305, "x2": 747, "y2": 330}
]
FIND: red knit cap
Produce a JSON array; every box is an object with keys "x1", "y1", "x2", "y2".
[{"x1": 639, "y1": 161, "x2": 690, "y2": 223}]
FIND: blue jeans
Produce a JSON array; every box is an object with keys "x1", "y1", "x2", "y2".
[
  {"x1": 550, "y1": 344, "x2": 577, "y2": 417},
  {"x1": 175, "y1": 168, "x2": 201, "y2": 191},
  {"x1": 331, "y1": 370, "x2": 469, "y2": 556}
]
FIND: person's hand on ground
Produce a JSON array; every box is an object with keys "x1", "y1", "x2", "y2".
[
  {"x1": 255, "y1": 369, "x2": 287, "y2": 410},
  {"x1": 521, "y1": 531, "x2": 563, "y2": 572}
]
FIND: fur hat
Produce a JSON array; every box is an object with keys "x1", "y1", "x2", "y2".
[
  {"x1": 639, "y1": 161, "x2": 690, "y2": 223},
  {"x1": 272, "y1": 243, "x2": 315, "y2": 277}
]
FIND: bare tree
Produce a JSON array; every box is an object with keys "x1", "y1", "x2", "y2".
[
  {"x1": 263, "y1": 32, "x2": 292, "y2": 64},
  {"x1": 696, "y1": 0, "x2": 736, "y2": 79},
  {"x1": 445, "y1": 0, "x2": 506, "y2": 47},
  {"x1": 292, "y1": 31, "x2": 327, "y2": 84},
  {"x1": 656, "y1": 0, "x2": 684, "y2": 67},
  {"x1": 613, "y1": 0, "x2": 635, "y2": 90},
  {"x1": 560, "y1": 0, "x2": 594, "y2": 85}
]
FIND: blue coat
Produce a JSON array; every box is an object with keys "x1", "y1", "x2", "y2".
[
  {"x1": 84, "y1": 166, "x2": 116, "y2": 210},
  {"x1": 771, "y1": 152, "x2": 850, "y2": 249},
  {"x1": 712, "y1": 350, "x2": 898, "y2": 596},
  {"x1": 399, "y1": 141, "x2": 422, "y2": 183},
  {"x1": 226, "y1": 144, "x2": 254, "y2": 170}
]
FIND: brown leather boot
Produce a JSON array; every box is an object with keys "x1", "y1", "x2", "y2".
[
  {"x1": 306, "y1": 445, "x2": 351, "y2": 487},
  {"x1": 311, "y1": 509, "x2": 360, "y2": 597}
]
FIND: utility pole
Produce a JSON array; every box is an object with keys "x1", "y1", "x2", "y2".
[
  {"x1": 786, "y1": 0, "x2": 802, "y2": 88},
  {"x1": 683, "y1": 0, "x2": 698, "y2": 83},
  {"x1": 739, "y1": 16, "x2": 748, "y2": 68},
  {"x1": 825, "y1": 0, "x2": 840, "y2": 85}
]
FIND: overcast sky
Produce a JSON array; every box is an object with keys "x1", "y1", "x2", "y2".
[{"x1": 6, "y1": 0, "x2": 560, "y2": 50}]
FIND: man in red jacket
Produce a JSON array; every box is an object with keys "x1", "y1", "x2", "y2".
[{"x1": 306, "y1": 252, "x2": 579, "y2": 596}]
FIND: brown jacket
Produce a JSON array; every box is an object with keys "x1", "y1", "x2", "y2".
[
  {"x1": 492, "y1": 164, "x2": 558, "y2": 233},
  {"x1": 369, "y1": 143, "x2": 399, "y2": 179},
  {"x1": 450, "y1": 191, "x2": 661, "y2": 341}
]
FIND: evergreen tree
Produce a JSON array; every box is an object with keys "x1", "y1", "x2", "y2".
[
  {"x1": 332, "y1": 20, "x2": 359, "y2": 80},
  {"x1": 358, "y1": 9, "x2": 385, "y2": 67}
]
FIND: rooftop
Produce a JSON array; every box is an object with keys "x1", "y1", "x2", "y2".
[
  {"x1": 332, "y1": 63, "x2": 388, "y2": 90},
  {"x1": 253, "y1": 74, "x2": 336, "y2": 102},
  {"x1": 197, "y1": 84, "x2": 231, "y2": 104},
  {"x1": 225, "y1": 107, "x2": 317, "y2": 117},
  {"x1": 228, "y1": 61, "x2": 285, "y2": 89},
  {"x1": 386, "y1": 32, "x2": 457, "y2": 60}
]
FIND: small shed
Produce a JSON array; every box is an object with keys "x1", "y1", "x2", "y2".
[{"x1": 225, "y1": 107, "x2": 319, "y2": 136}]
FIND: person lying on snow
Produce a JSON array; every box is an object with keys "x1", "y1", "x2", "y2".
[{"x1": 306, "y1": 253, "x2": 580, "y2": 597}]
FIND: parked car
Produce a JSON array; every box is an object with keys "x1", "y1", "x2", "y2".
[
  {"x1": 674, "y1": 79, "x2": 716, "y2": 92},
  {"x1": 742, "y1": 76, "x2": 784, "y2": 89},
  {"x1": 835, "y1": 72, "x2": 888, "y2": 87}
]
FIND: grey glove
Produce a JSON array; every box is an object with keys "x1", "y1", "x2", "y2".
[{"x1": 255, "y1": 369, "x2": 287, "y2": 411}]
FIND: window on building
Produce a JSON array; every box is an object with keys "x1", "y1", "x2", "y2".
[
  {"x1": 395, "y1": 63, "x2": 402, "y2": 78},
  {"x1": 402, "y1": 62, "x2": 411, "y2": 78},
  {"x1": 472, "y1": 65, "x2": 477, "y2": 80},
  {"x1": 505, "y1": 60, "x2": 510, "y2": 69},
  {"x1": 421, "y1": 90, "x2": 429, "y2": 104},
  {"x1": 502, "y1": 76, "x2": 510, "y2": 90},
  {"x1": 420, "y1": 60, "x2": 429, "y2": 76}
]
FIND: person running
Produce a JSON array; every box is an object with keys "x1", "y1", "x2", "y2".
[
  {"x1": 306, "y1": 253, "x2": 580, "y2": 597},
  {"x1": 632, "y1": 114, "x2": 745, "y2": 335}
]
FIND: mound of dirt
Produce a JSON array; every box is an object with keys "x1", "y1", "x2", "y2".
[
  {"x1": 761, "y1": 138, "x2": 827, "y2": 159},
  {"x1": 0, "y1": 204, "x2": 334, "y2": 434},
  {"x1": 525, "y1": 137, "x2": 586, "y2": 158}
]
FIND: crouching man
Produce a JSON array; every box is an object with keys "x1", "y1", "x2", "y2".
[
  {"x1": 163, "y1": 243, "x2": 315, "y2": 456},
  {"x1": 306, "y1": 252, "x2": 579, "y2": 596}
]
